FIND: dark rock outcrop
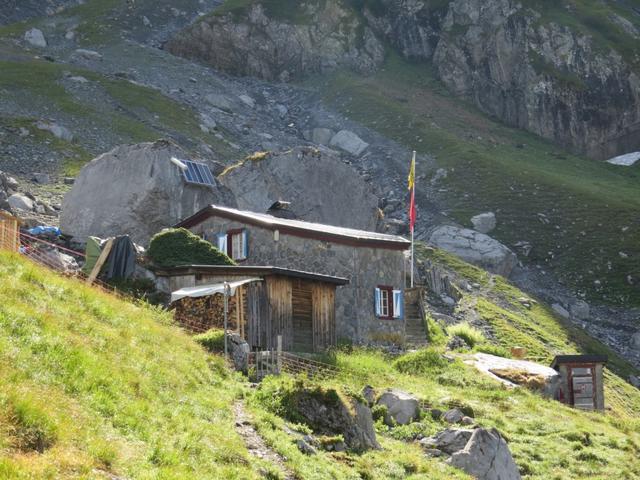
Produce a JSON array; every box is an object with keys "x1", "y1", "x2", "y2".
[
  {"x1": 168, "y1": 0, "x2": 640, "y2": 159},
  {"x1": 167, "y1": 3, "x2": 385, "y2": 82},
  {"x1": 293, "y1": 388, "x2": 380, "y2": 452}
]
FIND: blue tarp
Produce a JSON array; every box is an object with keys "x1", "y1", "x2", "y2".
[{"x1": 27, "y1": 226, "x2": 61, "y2": 236}]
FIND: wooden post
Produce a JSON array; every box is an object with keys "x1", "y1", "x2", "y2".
[
  {"x1": 86, "y1": 238, "x2": 114, "y2": 284},
  {"x1": 277, "y1": 335, "x2": 282, "y2": 375},
  {"x1": 0, "y1": 211, "x2": 20, "y2": 252}
]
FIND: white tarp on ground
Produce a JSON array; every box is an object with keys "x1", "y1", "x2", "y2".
[
  {"x1": 606, "y1": 151, "x2": 640, "y2": 166},
  {"x1": 170, "y1": 278, "x2": 262, "y2": 303}
]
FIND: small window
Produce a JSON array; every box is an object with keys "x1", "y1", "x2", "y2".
[
  {"x1": 375, "y1": 286, "x2": 394, "y2": 319},
  {"x1": 226, "y1": 229, "x2": 248, "y2": 261}
]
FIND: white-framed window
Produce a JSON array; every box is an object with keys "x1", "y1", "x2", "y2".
[
  {"x1": 379, "y1": 288, "x2": 390, "y2": 318},
  {"x1": 375, "y1": 287, "x2": 403, "y2": 319},
  {"x1": 217, "y1": 229, "x2": 248, "y2": 261},
  {"x1": 231, "y1": 231, "x2": 245, "y2": 260}
]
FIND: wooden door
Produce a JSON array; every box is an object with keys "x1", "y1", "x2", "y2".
[{"x1": 292, "y1": 280, "x2": 313, "y2": 352}]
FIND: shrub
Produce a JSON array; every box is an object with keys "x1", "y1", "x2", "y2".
[
  {"x1": 371, "y1": 404, "x2": 388, "y2": 422},
  {"x1": 474, "y1": 344, "x2": 511, "y2": 358},
  {"x1": 193, "y1": 329, "x2": 226, "y2": 353},
  {"x1": 393, "y1": 348, "x2": 448, "y2": 375},
  {"x1": 148, "y1": 228, "x2": 235, "y2": 268},
  {"x1": 448, "y1": 323, "x2": 485, "y2": 348}
]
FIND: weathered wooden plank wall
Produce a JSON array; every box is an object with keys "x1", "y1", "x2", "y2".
[
  {"x1": 292, "y1": 279, "x2": 314, "y2": 352},
  {"x1": 266, "y1": 276, "x2": 293, "y2": 350},
  {"x1": 246, "y1": 281, "x2": 268, "y2": 349},
  {"x1": 312, "y1": 283, "x2": 336, "y2": 351}
]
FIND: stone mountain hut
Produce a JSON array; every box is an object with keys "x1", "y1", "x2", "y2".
[{"x1": 173, "y1": 204, "x2": 423, "y2": 346}]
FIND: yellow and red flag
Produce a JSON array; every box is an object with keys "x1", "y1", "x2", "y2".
[{"x1": 408, "y1": 151, "x2": 416, "y2": 232}]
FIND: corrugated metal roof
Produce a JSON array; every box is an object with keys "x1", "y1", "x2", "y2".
[{"x1": 175, "y1": 204, "x2": 411, "y2": 250}]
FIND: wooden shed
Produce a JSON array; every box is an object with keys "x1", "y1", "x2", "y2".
[
  {"x1": 159, "y1": 265, "x2": 348, "y2": 352},
  {"x1": 551, "y1": 355, "x2": 607, "y2": 411}
]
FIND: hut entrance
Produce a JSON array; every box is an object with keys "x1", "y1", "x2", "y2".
[{"x1": 292, "y1": 280, "x2": 313, "y2": 352}]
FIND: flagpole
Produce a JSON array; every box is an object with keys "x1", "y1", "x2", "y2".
[{"x1": 410, "y1": 150, "x2": 416, "y2": 288}]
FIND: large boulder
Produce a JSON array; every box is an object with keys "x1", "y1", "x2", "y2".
[
  {"x1": 8, "y1": 193, "x2": 34, "y2": 212},
  {"x1": 376, "y1": 389, "x2": 420, "y2": 426},
  {"x1": 293, "y1": 388, "x2": 380, "y2": 452},
  {"x1": 60, "y1": 140, "x2": 234, "y2": 245},
  {"x1": 449, "y1": 428, "x2": 521, "y2": 480},
  {"x1": 24, "y1": 28, "x2": 47, "y2": 47},
  {"x1": 420, "y1": 428, "x2": 473, "y2": 455},
  {"x1": 471, "y1": 212, "x2": 496, "y2": 234},
  {"x1": 220, "y1": 146, "x2": 380, "y2": 231},
  {"x1": 429, "y1": 226, "x2": 517, "y2": 277},
  {"x1": 329, "y1": 130, "x2": 369, "y2": 156}
]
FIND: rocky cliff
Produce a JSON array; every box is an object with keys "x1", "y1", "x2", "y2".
[
  {"x1": 168, "y1": 0, "x2": 640, "y2": 159},
  {"x1": 166, "y1": 2, "x2": 385, "y2": 82}
]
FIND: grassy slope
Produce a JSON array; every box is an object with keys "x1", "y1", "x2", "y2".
[
  {"x1": 0, "y1": 251, "x2": 271, "y2": 479},
  {"x1": 305, "y1": 54, "x2": 640, "y2": 306},
  {"x1": 245, "y1": 244, "x2": 640, "y2": 480}
]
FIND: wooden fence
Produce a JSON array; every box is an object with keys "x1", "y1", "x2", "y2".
[{"x1": 0, "y1": 211, "x2": 19, "y2": 252}]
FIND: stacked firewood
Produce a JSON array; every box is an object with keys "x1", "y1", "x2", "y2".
[{"x1": 172, "y1": 294, "x2": 238, "y2": 333}]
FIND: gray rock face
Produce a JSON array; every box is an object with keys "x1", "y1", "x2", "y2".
[
  {"x1": 471, "y1": 212, "x2": 496, "y2": 234},
  {"x1": 329, "y1": 130, "x2": 369, "y2": 156},
  {"x1": 421, "y1": 428, "x2": 473, "y2": 455},
  {"x1": 205, "y1": 93, "x2": 235, "y2": 112},
  {"x1": 32, "y1": 173, "x2": 50, "y2": 184},
  {"x1": 449, "y1": 428, "x2": 521, "y2": 480},
  {"x1": 306, "y1": 127, "x2": 334, "y2": 146},
  {"x1": 60, "y1": 140, "x2": 234, "y2": 245},
  {"x1": 8, "y1": 193, "x2": 34, "y2": 212},
  {"x1": 632, "y1": 332, "x2": 640, "y2": 350},
  {"x1": 167, "y1": 3, "x2": 384, "y2": 81},
  {"x1": 429, "y1": 225, "x2": 518, "y2": 277},
  {"x1": 570, "y1": 300, "x2": 590, "y2": 320},
  {"x1": 361, "y1": 385, "x2": 376, "y2": 406},
  {"x1": 431, "y1": 0, "x2": 640, "y2": 159},
  {"x1": 220, "y1": 146, "x2": 380, "y2": 231},
  {"x1": 376, "y1": 389, "x2": 420, "y2": 426},
  {"x1": 442, "y1": 408, "x2": 465, "y2": 424},
  {"x1": 552, "y1": 303, "x2": 570, "y2": 319},
  {"x1": 24, "y1": 28, "x2": 47, "y2": 47}
]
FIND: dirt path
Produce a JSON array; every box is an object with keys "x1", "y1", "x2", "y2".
[{"x1": 233, "y1": 401, "x2": 295, "y2": 480}]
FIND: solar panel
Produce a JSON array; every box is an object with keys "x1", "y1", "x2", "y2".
[{"x1": 181, "y1": 160, "x2": 215, "y2": 186}]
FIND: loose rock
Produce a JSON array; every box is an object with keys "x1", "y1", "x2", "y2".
[
  {"x1": 24, "y1": 28, "x2": 47, "y2": 47},
  {"x1": 471, "y1": 212, "x2": 496, "y2": 234},
  {"x1": 330, "y1": 130, "x2": 369, "y2": 156},
  {"x1": 449, "y1": 428, "x2": 521, "y2": 480},
  {"x1": 376, "y1": 389, "x2": 420, "y2": 426},
  {"x1": 429, "y1": 226, "x2": 517, "y2": 277}
]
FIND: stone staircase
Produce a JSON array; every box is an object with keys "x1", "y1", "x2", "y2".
[{"x1": 405, "y1": 287, "x2": 428, "y2": 347}]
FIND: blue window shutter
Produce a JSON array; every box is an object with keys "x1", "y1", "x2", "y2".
[
  {"x1": 393, "y1": 290, "x2": 403, "y2": 319},
  {"x1": 374, "y1": 288, "x2": 381, "y2": 317},
  {"x1": 217, "y1": 233, "x2": 227, "y2": 253},
  {"x1": 242, "y1": 229, "x2": 248, "y2": 259}
]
